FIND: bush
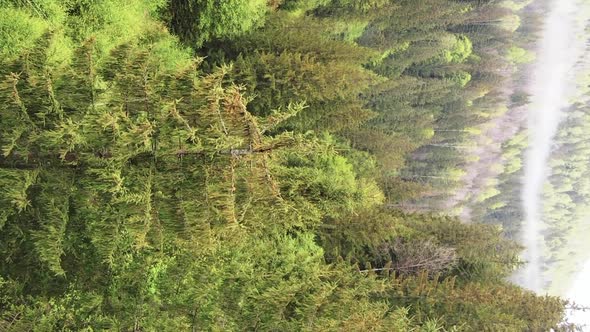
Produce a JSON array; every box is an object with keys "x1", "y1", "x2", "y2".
[
  {"x1": 165, "y1": 0, "x2": 268, "y2": 48},
  {"x1": 0, "y1": 7, "x2": 48, "y2": 61}
]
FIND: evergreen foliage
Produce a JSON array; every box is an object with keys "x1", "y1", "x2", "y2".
[
  {"x1": 163, "y1": 0, "x2": 269, "y2": 48},
  {"x1": 0, "y1": 0, "x2": 573, "y2": 330}
]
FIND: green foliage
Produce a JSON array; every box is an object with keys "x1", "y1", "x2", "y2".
[
  {"x1": 231, "y1": 50, "x2": 379, "y2": 131},
  {"x1": 540, "y1": 95, "x2": 590, "y2": 295},
  {"x1": 164, "y1": 0, "x2": 268, "y2": 47},
  {"x1": 0, "y1": 0, "x2": 571, "y2": 330},
  {"x1": 274, "y1": 134, "x2": 384, "y2": 222},
  {"x1": 280, "y1": 0, "x2": 330, "y2": 12},
  {"x1": 443, "y1": 35, "x2": 473, "y2": 63},
  {"x1": 506, "y1": 45, "x2": 536, "y2": 64},
  {"x1": 0, "y1": 169, "x2": 37, "y2": 230},
  {"x1": 0, "y1": 7, "x2": 49, "y2": 61}
]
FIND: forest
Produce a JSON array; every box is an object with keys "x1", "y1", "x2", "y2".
[
  {"x1": 540, "y1": 30, "x2": 590, "y2": 296},
  {"x1": 0, "y1": 0, "x2": 575, "y2": 331}
]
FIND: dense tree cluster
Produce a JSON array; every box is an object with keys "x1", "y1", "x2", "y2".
[
  {"x1": 465, "y1": 1, "x2": 590, "y2": 299},
  {"x1": 540, "y1": 60, "x2": 590, "y2": 296},
  {"x1": 0, "y1": 0, "x2": 572, "y2": 330}
]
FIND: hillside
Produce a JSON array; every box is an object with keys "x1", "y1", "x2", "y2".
[{"x1": 0, "y1": 0, "x2": 572, "y2": 330}]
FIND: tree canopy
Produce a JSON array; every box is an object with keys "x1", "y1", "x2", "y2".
[{"x1": 0, "y1": 0, "x2": 573, "y2": 330}]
